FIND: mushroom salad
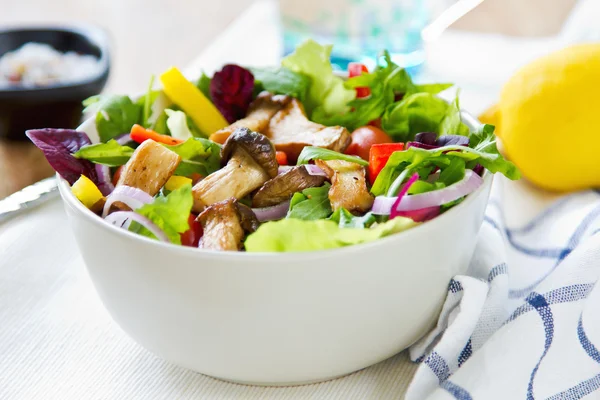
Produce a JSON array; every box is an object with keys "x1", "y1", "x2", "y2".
[{"x1": 27, "y1": 40, "x2": 520, "y2": 252}]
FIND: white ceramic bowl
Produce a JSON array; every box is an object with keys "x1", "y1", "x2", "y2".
[{"x1": 58, "y1": 114, "x2": 492, "y2": 385}]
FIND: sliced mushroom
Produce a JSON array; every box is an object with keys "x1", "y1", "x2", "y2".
[
  {"x1": 197, "y1": 198, "x2": 259, "y2": 251},
  {"x1": 192, "y1": 127, "x2": 278, "y2": 212},
  {"x1": 265, "y1": 98, "x2": 351, "y2": 163},
  {"x1": 252, "y1": 165, "x2": 326, "y2": 208},
  {"x1": 116, "y1": 139, "x2": 181, "y2": 196},
  {"x1": 315, "y1": 159, "x2": 374, "y2": 214},
  {"x1": 209, "y1": 92, "x2": 292, "y2": 144}
]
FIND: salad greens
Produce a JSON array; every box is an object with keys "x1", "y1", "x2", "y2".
[
  {"x1": 296, "y1": 146, "x2": 368, "y2": 166},
  {"x1": 282, "y1": 40, "x2": 355, "y2": 115},
  {"x1": 244, "y1": 217, "x2": 417, "y2": 252},
  {"x1": 130, "y1": 184, "x2": 193, "y2": 244},
  {"x1": 287, "y1": 184, "x2": 333, "y2": 220},
  {"x1": 251, "y1": 67, "x2": 311, "y2": 102},
  {"x1": 371, "y1": 124, "x2": 519, "y2": 196},
  {"x1": 28, "y1": 39, "x2": 521, "y2": 253}
]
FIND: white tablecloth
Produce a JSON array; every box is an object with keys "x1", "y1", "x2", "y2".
[{"x1": 2, "y1": 1, "x2": 600, "y2": 399}]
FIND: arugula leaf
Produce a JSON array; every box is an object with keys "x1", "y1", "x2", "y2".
[
  {"x1": 296, "y1": 146, "x2": 368, "y2": 166},
  {"x1": 244, "y1": 217, "x2": 417, "y2": 252},
  {"x1": 438, "y1": 157, "x2": 466, "y2": 186},
  {"x1": 196, "y1": 72, "x2": 212, "y2": 101},
  {"x1": 281, "y1": 40, "x2": 355, "y2": 115},
  {"x1": 73, "y1": 140, "x2": 135, "y2": 167},
  {"x1": 92, "y1": 95, "x2": 143, "y2": 142},
  {"x1": 165, "y1": 109, "x2": 193, "y2": 140},
  {"x1": 380, "y1": 92, "x2": 449, "y2": 141},
  {"x1": 141, "y1": 75, "x2": 156, "y2": 127},
  {"x1": 130, "y1": 184, "x2": 193, "y2": 244},
  {"x1": 329, "y1": 208, "x2": 376, "y2": 228},
  {"x1": 470, "y1": 124, "x2": 498, "y2": 153},
  {"x1": 287, "y1": 183, "x2": 332, "y2": 220},
  {"x1": 165, "y1": 137, "x2": 221, "y2": 176},
  {"x1": 407, "y1": 180, "x2": 445, "y2": 195},
  {"x1": 408, "y1": 83, "x2": 453, "y2": 96},
  {"x1": 312, "y1": 51, "x2": 410, "y2": 131},
  {"x1": 251, "y1": 67, "x2": 310, "y2": 101},
  {"x1": 371, "y1": 142, "x2": 520, "y2": 196},
  {"x1": 439, "y1": 94, "x2": 469, "y2": 136}
]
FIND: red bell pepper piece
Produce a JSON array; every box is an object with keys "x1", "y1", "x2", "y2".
[
  {"x1": 130, "y1": 124, "x2": 184, "y2": 146},
  {"x1": 368, "y1": 143, "x2": 405, "y2": 185},
  {"x1": 348, "y1": 62, "x2": 371, "y2": 98},
  {"x1": 276, "y1": 151, "x2": 288, "y2": 166},
  {"x1": 181, "y1": 214, "x2": 203, "y2": 247}
]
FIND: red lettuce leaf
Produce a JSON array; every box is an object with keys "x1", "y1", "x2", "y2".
[
  {"x1": 26, "y1": 128, "x2": 98, "y2": 185},
  {"x1": 210, "y1": 64, "x2": 255, "y2": 123}
]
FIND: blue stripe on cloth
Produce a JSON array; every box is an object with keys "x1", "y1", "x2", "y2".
[
  {"x1": 449, "y1": 279, "x2": 463, "y2": 293},
  {"x1": 508, "y1": 204, "x2": 600, "y2": 298},
  {"x1": 487, "y1": 263, "x2": 507, "y2": 282},
  {"x1": 526, "y1": 293, "x2": 554, "y2": 400},
  {"x1": 546, "y1": 374, "x2": 600, "y2": 400},
  {"x1": 483, "y1": 217, "x2": 565, "y2": 259},
  {"x1": 441, "y1": 380, "x2": 473, "y2": 400},
  {"x1": 458, "y1": 339, "x2": 472, "y2": 367},
  {"x1": 425, "y1": 351, "x2": 450, "y2": 383},
  {"x1": 508, "y1": 196, "x2": 572, "y2": 234},
  {"x1": 506, "y1": 284, "x2": 594, "y2": 324},
  {"x1": 578, "y1": 316, "x2": 600, "y2": 364}
]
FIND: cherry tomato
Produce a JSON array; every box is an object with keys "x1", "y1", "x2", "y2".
[
  {"x1": 276, "y1": 151, "x2": 288, "y2": 166},
  {"x1": 112, "y1": 166, "x2": 123, "y2": 186},
  {"x1": 181, "y1": 214, "x2": 203, "y2": 247},
  {"x1": 190, "y1": 173, "x2": 204, "y2": 185},
  {"x1": 348, "y1": 62, "x2": 371, "y2": 98},
  {"x1": 345, "y1": 126, "x2": 393, "y2": 161}
]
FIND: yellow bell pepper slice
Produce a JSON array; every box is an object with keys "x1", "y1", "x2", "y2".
[
  {"x1": 160, "y1": 67, "x2": 228, "y2": 136},
  {"x1": 164, "y1": 175, "x2": 193, "y2": 192},
  {"x1": 71, "y1": 175, "x2": 103, "y2": 209}
]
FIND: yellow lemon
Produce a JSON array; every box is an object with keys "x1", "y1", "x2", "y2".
[{"x1": 488, "y1": 43, "x2": 600, "y2": 192}]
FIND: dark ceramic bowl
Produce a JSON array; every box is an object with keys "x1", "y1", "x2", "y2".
[{"x1": 0, "y1": 26, "x2": 110, "y2": 141}]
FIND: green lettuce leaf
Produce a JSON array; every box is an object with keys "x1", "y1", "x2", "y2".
[
  {"x1": 130, "y1": 184, "x2": 193, "y2": 244},
  {"x1": 73, "y1": 140, "x2": 135, "y2": 167},
  {"x1": 196, "y1": 72, "x2": 212, "y2": 101},
  {"x1": 380, "y1": 93, "x2": 449, "y2": 141},
  {"x1": 245, "y1": 217, "x2": 417, "y2": 252},
  {"x1": 251, "y1": 67, "x2": 311, "y2": 101},
  {"x1": 165, "y1": 109, "x2": 193, "y2": 140},
  {"x1": 407, "y1": 83, "x2": 453, "y2": 96},
  {"x1": 296, "y1": 146, "x2": 368, "y2": 166},
  {"x1": 439, "y1": 94, "x2": 470, "y2": 136},
  {"x1": 329, "y1": 208, "x2": 376, "y2": 228},
  {"x1": 88, "y1": 95, "x2": 143, "y2": 142},
  {"x1": 287, "y1": 183, "x2": 332, "y2": 220},
  {"x1": 165, "y1": 137, "x2": 221, "y2": 176},
  {"x1": 281, "y1": 40, "x2": 355, "y2": 115}
]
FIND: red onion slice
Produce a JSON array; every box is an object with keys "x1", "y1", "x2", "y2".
[
  {"x1": 102, "y1": 185, "x2": 154, "y2": 217},
  {"x1": 372, "y1": 170, "x2": 483, "y2": 215},
  {"x1": 252, "y1": 200, "x2": 291, "y2": 222},
  {"x1": 114, "y1": 133, "x2": 133, "y2": 146},
  {"x1": 304, "y1": 164, "x2": 328, "y2": 177},
  {"x1": 104, "y1": 211, "x2": 169, "y2": 242},
  {"x1": 390, "y1": 173, "x2": 420, "y2": 219}
]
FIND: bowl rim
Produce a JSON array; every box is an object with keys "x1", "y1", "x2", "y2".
[{"x1": 0, "y1": 24, "x2": 111, "y2": 94}]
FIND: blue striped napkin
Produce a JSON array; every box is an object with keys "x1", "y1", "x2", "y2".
[{"x1": 405, "y1": 177, "x2": 600, "y2": 399}]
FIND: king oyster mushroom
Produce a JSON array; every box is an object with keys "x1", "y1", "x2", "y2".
[
  {"x1": 315, "y1": 159, "x2": 374, "y2": 214},
  {"x1": 117, "y1": 139, "x2": 181, "y2": 196},
  {"x1": 252, "y1": 165, "x2": 326, "y2": 208},
  {"x1": 209, "y1": 92, "x2": 292, "y2": 144},
  {"x1": 192, "y1": 127, "x2": 278, "y2": 213},
  {"x1": 265, "y1": 98, "x2": 351, "y2": 163},
  {"x1": 197, "y1": 198, "x2": 259, "y2": 251}
]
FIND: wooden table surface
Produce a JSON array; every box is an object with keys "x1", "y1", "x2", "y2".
[{"x1": 0, "y1": 0, "x2": 577, "y2": 199}]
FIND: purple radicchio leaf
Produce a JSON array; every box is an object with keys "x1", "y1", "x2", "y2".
[
  {"x1": 210, "y1": 64, "x2": 255, "y2": 123},
  {"x1": 436, "y1": 134, "x2": 470, "y2": 147},
  {"x1": 26, "y1": 128, "x2": 98, "y2": 185},
  {"x1": 414, "y1": 132, "x2": 438, "y2": 146}
]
